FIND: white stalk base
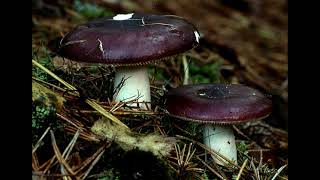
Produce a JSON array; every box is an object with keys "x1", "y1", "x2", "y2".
[
  {"x1": 113, "y1": 66, "x2": 151, "y2": 110},
  {"x1": 203, "y1": 124, "x2": 237, "y2": 165}
]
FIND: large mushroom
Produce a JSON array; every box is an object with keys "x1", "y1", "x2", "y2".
[
  {"x1": 165, "y1": 83, "x2": 272, "y2": 165},
  {"x1": 59, "y1": 13, "x2": 200, "y2": 109}
]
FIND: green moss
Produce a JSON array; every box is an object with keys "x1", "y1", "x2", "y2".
[
  {"x1": 32, "y1": 106, "x2": 53, "y2": 129},
  {"x1": 237, "y1": 140, "x2": 248, "y2": 155},
  {"x1": 189, "y1": 61, "x2": 222, "y2": 84},
  {"x1": 148, "y1": 66, "x2": 167, "y2": 82},
  {"x1": 32, "y1": 46, "x2": 54, "y2": 81},
  {"x1": 74, "y1": 0, "x2": 114, "y2": 20},
  {"x1": 32, "y1": 105, "x2": 58, "y2": 142},
  {"x1": 96, "y1": 169, "x2": 120, "y2": 180},
  {"x1": 202, "y1": 172, "x2": 209, "y2": 180},
  {"x1": 185, "y1": 122, "x2": 203, "y2": 139},
  {"x1": 146, "y1": 56, "x2": 222, "y2": 84}
]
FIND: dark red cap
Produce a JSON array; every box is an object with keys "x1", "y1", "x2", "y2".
[
  {"x1": 165, "y1": 84, "x2": 272, "y2": 124},
  {"x1": 59, "y1": 13, "x2": 200, "y2": 66}
]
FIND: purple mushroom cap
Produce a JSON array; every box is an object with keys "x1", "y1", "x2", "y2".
[
  {"x1": 59, "y1": 13, "x2": 200, "y2": 65},
  {"x1": 165, "y1": 83, "x2": 272, "y2": 124}
]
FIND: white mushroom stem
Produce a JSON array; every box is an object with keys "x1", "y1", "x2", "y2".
[
  {"x1": 203, "y1": 124, "x2": 237, "y2": 165},
  {"x1": 113, "y1": 66, "x2": 151, "y2": 110}
]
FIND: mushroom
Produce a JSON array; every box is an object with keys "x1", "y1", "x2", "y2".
[
  {"x1": 59, "y1": 13, "x2": 200, "y2": 109},
  {"x1": 165, "y1": 83, "x2": 272, "y2": 165}
]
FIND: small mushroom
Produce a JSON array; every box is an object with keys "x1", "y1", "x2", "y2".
[
  {"x1": 165, "y1": 83, "x2": 272, "y2": 165},
  {"x1": 59, "y1": 13, "x2": 200, "y2": 109}
]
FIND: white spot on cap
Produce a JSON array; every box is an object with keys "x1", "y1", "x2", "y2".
[
  {"x1": 194, "y1": 31, "x2": 200, "y2": 43},
  {"x1": 199, "y1": 92, "x2": 206, "y2": 96},
  {"x1": 113, "y1": 13, "x2": 134, "y2": 20}
]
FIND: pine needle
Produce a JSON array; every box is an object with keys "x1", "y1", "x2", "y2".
[{"x1": 32, "y1": 59, "x2": 129, "y2": 129}]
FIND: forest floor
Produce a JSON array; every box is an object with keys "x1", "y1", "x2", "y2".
[{"x1": 32, "y1": 0, "x2": 288, "y2": 179}]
